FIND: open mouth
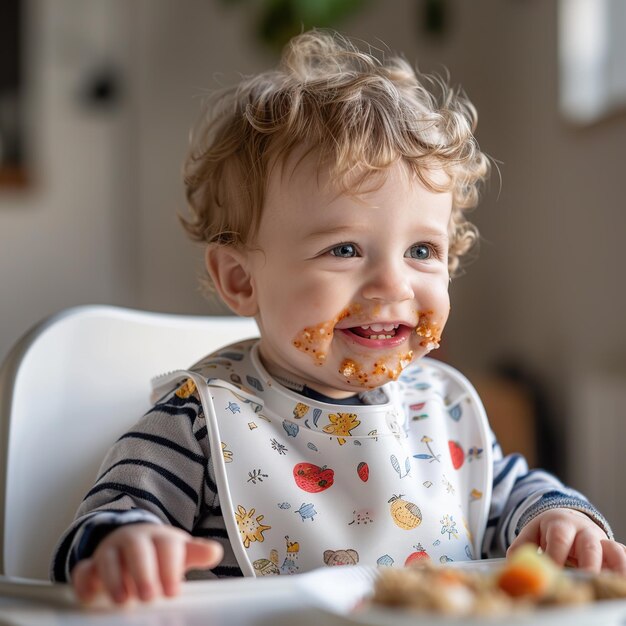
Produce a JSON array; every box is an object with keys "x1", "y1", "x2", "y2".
[
  {"x1": 349, "y1": 323, "x2": 401, "y2": 340},
  {"x1": 339, "y1": 323, "x2": 412, "y2": 347}
]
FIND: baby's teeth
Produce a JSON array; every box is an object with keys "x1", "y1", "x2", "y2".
[
  {"x1": 358, "y1": 323, "x2": 398, "y2": 337},
  {"x1": 360, "y1": 323, "x2": 399, "y2": 332}
]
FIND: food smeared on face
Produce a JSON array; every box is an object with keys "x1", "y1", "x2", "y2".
[
  {"x1": 415, "y1": 310, "x2": 443, "y2": 351},
  {"x1": 292, "y1": 304, "x2": 443, "y2": 389},
  {"x1": 339, "y1": 353, "x2": 414, "y2": 388},
  {"x1": 292, "y1": 305, "x2": 361, "y2": 364},
  {"x1": 292, "y1": 304, "x2": 447, "y2": 390}
]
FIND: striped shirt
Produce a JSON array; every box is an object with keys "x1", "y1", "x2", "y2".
[{"x1": 51, "y1": 376, "x2": 612, "y2": 582}]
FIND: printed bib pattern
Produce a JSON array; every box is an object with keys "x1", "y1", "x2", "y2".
[{"x1": 154, "y1": 340, "x2": 492, "y2": 576}]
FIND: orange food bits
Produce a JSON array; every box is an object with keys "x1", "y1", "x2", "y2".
[
  {"x1": 497, "y1": 545, "x2": 558, "y2": 599},
  {"x1": 498, "y1": 564, "x2": 549, "y2": 598}
]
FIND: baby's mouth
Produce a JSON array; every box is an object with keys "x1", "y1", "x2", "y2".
[
  {"x1": 339, "y1": 323, "x2": 413, "y2": 347},
  {"x1": 347, "y1": 323, "x2": 401, "y2": 340}
]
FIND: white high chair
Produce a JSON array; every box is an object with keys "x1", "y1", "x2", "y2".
[{"x1": 0, "y1": 305, "x2": 258, "y2": 580}]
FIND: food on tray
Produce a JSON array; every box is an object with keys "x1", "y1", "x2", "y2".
[
  {"x1": 496, "y1": 543, "x2": 560, "y2": 599},
  {"x1": 368, "y1": 545, "x2": 626, "y2": 617}
]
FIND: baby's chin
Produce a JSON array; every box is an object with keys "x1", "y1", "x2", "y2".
[
  {"x1": 282, "y1": 342, "x2": 424, "y2": 396},
  {"x1": 301, "y1": 367, "x2": 409, "y2": 398},
  {"x1": 335, "y1": 348, "x2": 417, "y2": 389}
]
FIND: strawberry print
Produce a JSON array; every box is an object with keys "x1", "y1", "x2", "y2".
[
  {"x1": 448, "y1": 440, "x2": 464, "y2": 470},
  {"x1": 293, "y1": 462, "x2": 334, "y2": 493},
  {"x1": 357, "y1": 462, "x2": 369, "y2": 482}
]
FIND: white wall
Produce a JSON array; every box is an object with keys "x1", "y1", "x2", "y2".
[
  {"x1": 0, "y1": 0, "x2": 139, "y2": 361},
  {"x1": 132, "y1": 0, "x2": 274, "y2": 316}
]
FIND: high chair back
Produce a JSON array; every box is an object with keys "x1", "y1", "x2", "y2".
[{"x1": 0, "y1": 305, "x2": 258, "y2": 580}]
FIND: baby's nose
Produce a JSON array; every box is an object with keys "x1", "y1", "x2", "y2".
[{"x1": 361, "y1": 264, "x2": 414, "y2": 302}]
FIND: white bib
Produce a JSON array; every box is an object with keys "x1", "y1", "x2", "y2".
[{"x1": 154, "y1": 340, "x2": 492, "y2": 577}]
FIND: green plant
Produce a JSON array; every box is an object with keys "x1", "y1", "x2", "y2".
[{"x1": 220, "y1": 0, "x2": 370, "y2": 52}]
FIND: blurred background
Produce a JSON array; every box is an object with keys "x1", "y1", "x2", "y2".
[{"x1": 1, "y1": 0, "x2": 625, "y2": 537}]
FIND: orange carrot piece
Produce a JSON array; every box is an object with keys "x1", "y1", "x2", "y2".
[{"x1": 498, "y1": 564, "x2": 548, "y2": 598}]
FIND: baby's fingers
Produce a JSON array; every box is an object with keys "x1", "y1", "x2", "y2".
[
  {"x1": 573, "y1": 529, "x2": 603, "y2": 573},
  {"x1": 94, "y1": 546, "x2": 128, "y2": 604},
  {"x1": 185, "y1": 537, "x2": 224, "y2": 570},
  {"x1": 121, "y1": 534, "x2": 161, "y2": 602},
  {"x1": 507, "y1": 522, "x2": 539, "y2": 557},
  {"x1": 155, "y1": 536, "x2": 186, "y2": 597},
  {"x1": 71, "y1": 559, "x2": 102, "y2": 603},
  {"x1": 543, "y1": 522, "x2": 576, "y2": 566},
  {"x1": 602, "y1": 540, "x2": 626, "y2": 575}
]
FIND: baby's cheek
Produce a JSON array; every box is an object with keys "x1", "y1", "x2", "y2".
[
  {"x1": 292, "y1": 321, "x2": 333, "y2": 365},
  {"x1": 415, "y1": 310, "x2": 443, "y2": 351},
  {"x1": 292, "y1": 305, "x2": 360, "y2": 364}
]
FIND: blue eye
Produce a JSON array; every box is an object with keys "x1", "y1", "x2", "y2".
[
  {"x1": 406, "y1": 244, "x2": 432, "y2": 260},
  {"x1": 330, "y1": 243, "x2": 358, "y2": 258}
]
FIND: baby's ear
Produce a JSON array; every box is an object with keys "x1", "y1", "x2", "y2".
[{"x1": 205, "y1": 245, "x2": 258, "y2": 317}]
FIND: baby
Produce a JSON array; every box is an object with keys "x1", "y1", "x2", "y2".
[{"x1": 52, "y1": 30, "x2": 626, "y2": 604}]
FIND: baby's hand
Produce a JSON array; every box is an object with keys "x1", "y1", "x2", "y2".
[
  {"x1": 508, "y1": 508, "x2": 626, "y2": 574},
  {"x1": 71, "y1": 523, "x2": 223, "y2": 604}
]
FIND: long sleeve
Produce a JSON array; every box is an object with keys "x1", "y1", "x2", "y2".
[
  {"x1": 51, "y1": 384, "x2": 222, "y2": 582},
  {"x1": 482, "y1": 431, "x2": 613, "y2": 558}
]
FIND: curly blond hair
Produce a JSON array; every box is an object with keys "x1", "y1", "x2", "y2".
[{"x1": 182, "y1": 30, "x2": 490, "y2": 280}]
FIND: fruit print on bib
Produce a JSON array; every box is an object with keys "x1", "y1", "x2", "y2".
[
  {"x1": 388, "y1": 494, "x2": 422, "y2": 530},
  {"x1": 293, "y1": 463, "x2": 334, "y2": 493},
  {"x1": 158, "y1": 340, "x2": 492, "y2": 575}
]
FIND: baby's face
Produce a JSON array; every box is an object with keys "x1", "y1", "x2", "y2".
[{"x1": 248, "y1": 156, "x2": 452, "y2": 399}]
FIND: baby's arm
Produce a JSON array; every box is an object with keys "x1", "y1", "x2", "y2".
[
  {"x1": 52, "y1": 383, "x2": 224, "y2": 597},
  {"x1": 508, "y1": 508, "x2": 626, "y2": 574},
  {"x1": 71, "y1": 523, "x2": 222, "y2": 603},
  {"x1": 483, "y1": 433, "x2": 615, "y2": 566}
]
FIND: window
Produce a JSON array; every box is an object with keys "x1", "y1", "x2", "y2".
[{"x1": 559, "y1": 0, "x2": 626, "y2": 124}]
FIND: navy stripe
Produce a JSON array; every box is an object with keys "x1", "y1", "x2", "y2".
[
  {"x1": 149, "y1": 388, "x2": 201, "y2": 408},
  {"x1": 512, "y1": 477, "x2": 556, "y2": 492},
  {"x1": 118, "y1": 432, "x2": 205, "y2": 465},
  {"x1": 146, "y1": 404, "x2": 198, "y2": 424},
  {"x1": 210, "y1": 503, "x2": 222, "y2": 517},
  {"x1": 108, "y1": 493, "x2": 127, "y2": 505},
  {"x1": 83, "y1": 483, "x2": 184, "y2": 528},
  {"x1": 492, "y1": 454, "x2": 522, "y2": 488},
  {"x1": 195, "y1": 425, "x2": 208, "y2": 441},
  {"x1": 205, "y1": 469, "x2": 218, "y2": 494},
  {"x1": 212, "y1": 565, "x2": 244, "y2": 578},
  {"x1": 536, "y1": 490, "x2": 571, "y2": 501},
  {"x1": 68, "y1": 544, "x2": 80, "y2": 573},
  {"x1": 53, "y1": 508, "x2": 130, "y2": 581},
  {"x1": 207, "y1": 502, "x2": 222, "y2": 517},
  {"x1": 151, "y1": 393, "x2": 200, "y2": 409},
  {"x1": 52, "y1": 524, "x2": 82, "y2": 581},
  {"x1": 97, "y1": 459, "x2": 199, "y2": 505},
  {"x1": 168, "y1": 393, "x2": 201, "y2": 408},
  {"x1": 194, "y1": 527, "x2": 229, "y2": 539},
  {"x1": 503, "y1": 492, "x2": 531, "y2": 537},
  {"x1": 486, "y1": 517, "x2": 498, "y2": 528}
]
